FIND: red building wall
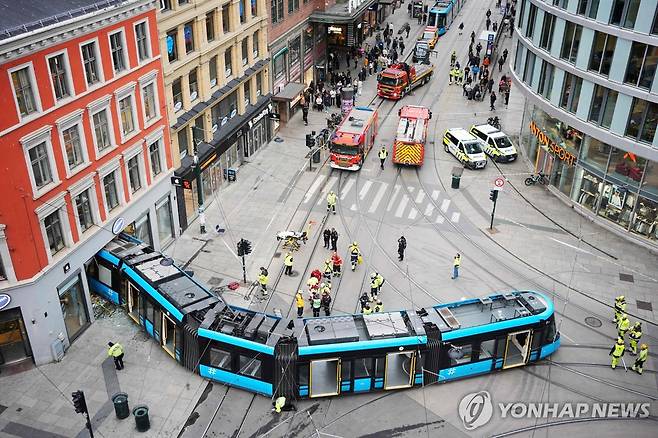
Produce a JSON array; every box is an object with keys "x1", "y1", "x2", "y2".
[{"x1": 0, "y1": 8, "x2": 172, "y2": 281}]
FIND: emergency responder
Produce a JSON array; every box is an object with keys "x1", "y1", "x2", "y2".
[
  {"x1": 632, "y1": 344, "x2": 649, "y2": 374},
  {"x1": 629, "y1": 322, "x2": 642, "y2": 354},
  {"x1": 295, "y1": 290, "x2": 305, "y2": 317},
  {"x1": 360, "y1": 292, "x2": 370, "y2": 312},
  {"x1": 108, "y1": 342, "x2": 125, "y2": 370},
  {"x1": 284, "y1": 253, "x2": 294, "y2": 276},
  {"x1": 312, "y1": 292, "x2": 322, "y2": 317},
  {"x1": 450, "y1": 50, "x2": 457, "y2": 67},
  {"x1": 327, "y1": 190, "x2": 337, "y2": 214},
  {"x1": 374, "y1": 300, "x2": 383, "y2": 313},
  {"x1": 258, "y1": 267, "x2": 268, "y2": 295},
  {"x1": 307, "y1": 275, "x2": 319, "y2": 292},
  {"x1": 349, "y1": 242, "x2": 361, "y2": 271},
  {"x1": 323, "y1": 259, "x2": 333, "y2": 280},
  {"x1": 457, "y1": 67, "x2": 464, "y2": 85},
  {"x1": 331, "y1": 252, "x2": 342, "y2": 277},
  {"x1": 321, "y1": 291, "x2": 332, "y2": 316},
  {"x1": 370, "y1": 274, "x2": 379, "y2": 300},
  {"x1": 449, "y1": 67, "x2": 456, "y2": 85},
  {"x1": 614, "y1": 295, "x2": 626, "y2": 323},
  {"x1": 452, "y1": 254, "x2": 461, "y2": 279},
  {"x1": 272, "y1": 396, "x2": 295, "y2": 412},
  {"x1": 375, "y1": 272, "x2": 385, "y2": 292},
  {"x1": 378, "y1": 147, "x2": 388, "y2": 169},
  {"x1": 398, "y1": 235, "x2": 406, "y2": 261},
  {"x1": 617, "y1": 313, "x2": 630, "y2": 338},
  {"x1": 330, "y1": 228, "x2": 339, "y2": 251},
  {"x1": 363, "y1": 304, "x2": 373, "y2": 315},
  {"x1": 323, "y1": 228, "x2": 331, "y2": 248},
  {"x1": 609, "y1": 337, "x2": 625, "y2": 369}
]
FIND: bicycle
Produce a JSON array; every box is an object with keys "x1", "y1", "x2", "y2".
[{"x1": 524, "y1": 173, "x2": 549, "y2": 186}]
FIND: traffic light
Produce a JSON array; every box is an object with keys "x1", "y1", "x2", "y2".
[
  {"x1": 305, "y1": 134, "x2": 315, "y2": 149},
  {"x1": 237, "y1": 239, "x2": 252, "y2": 256},
  {"x1": 72, "y1": 390, "x2": 87, "y2": 414},
  {"x1": 489, "y1": 189, "x2": 499, "y2": 202},
  {"x1": 237, "y1": 239, "x2": 244, "y2": 256}
]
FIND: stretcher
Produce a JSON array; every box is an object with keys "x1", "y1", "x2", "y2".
[{"x1": 276, "y1": 231, "x2": 308, "y2": 251}]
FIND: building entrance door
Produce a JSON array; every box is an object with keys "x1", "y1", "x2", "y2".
[{"x1": 0, "y1": 308, "x2": 32, "y2": 365}]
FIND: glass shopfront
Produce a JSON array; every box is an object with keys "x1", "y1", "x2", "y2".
[
  {"x1": 522, "y1": 103, "x2": 658, "y2": 244},
  {"x1": 0, "y1": 307, "x2": 32, "y2": 365},
  {"x1": 58, "y1": 275, "x2": 90, "y2": 342}
]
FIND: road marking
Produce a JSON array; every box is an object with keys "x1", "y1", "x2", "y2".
[
  {"x1": 451, "y1": 212, "x2": 460, "y2": 223},
  {"x1": 339, "y1": 178, "x2": 355, "y2": 200},
  {"x1": 408, "y1": 208, "x2": 418, "y2": 220},
  {"x1": 440, "y1": 199, "x2": 451, "y2": 212},
  {"x1": 359, "y1": 180, "x2": 373, "y2": 200},
  {"x1": 431, "y1": 190, "x2": 440, "y2": 200},
  {"x1": 350, "y1": 203, "x2": 357, "y2": 211},
  {"x1": 317, "y1": 175, "x2": 338, "y2": 205},
  {"x1": 559, "y1": 332, "x2": 577, "y2": 344},
  {"x1": 549, "y1": 237, "x2": 593, "y2": 255},
  {"x1": 395, "y1": 195, "x2": 409, "y2": 218},
  {"x1": 386, "y1": 185, "x2": 402, "y2": 211},
  {"x1": 304, "y1": 174, "x2": 327, "y2": 203},
  {"x1": 415, "y1": 190, "x2": 425, "y2": 204},
  {"x1": 424, "y1": 204, "x2": 434, "y2": 216},
  {"x1": 407, "y1": 186, "x2": 415, "y2": 193},
  {"x1": 368, "y1": 182, "x2": 389, "y2": 213},
  {"x1": 435, "y1": 215, "x2": 445, "y2": 224}
]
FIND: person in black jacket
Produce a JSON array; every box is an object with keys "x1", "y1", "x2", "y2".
[
  {"x1": 398, "y1": 236, "x2": 407, "y2": 261},
  {"x1": 330, "y1": 228, "x2": 338, "y2": 251},
  {"x1": 323, "y1": 229, "x2": 331, "y2": 248}
]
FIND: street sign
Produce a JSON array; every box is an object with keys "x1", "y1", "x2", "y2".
[
  {"x1": 494, "y1": 177, "x2": 505, "y2": 188},
  {"x1": 171, "y1": 176, "x2": 183, "y2": 187}
]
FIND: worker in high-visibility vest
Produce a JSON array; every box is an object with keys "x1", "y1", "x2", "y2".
[
  {"x1": 632, "y1": 344, "x2": 649, "y2": 374},
  {"x1": 609, "y1": 337, "x2": 625, "y2": 369},
  {"x1": 614, "y1": 295, "x2": 626, "y2": 323},
  {"x1": 258, "y1": 267, "x2": 268, "y2": 295},
  {"x1": 295, "y1": 291, "x2": 304, "y2": 317},
  {"x1": 349, "y1": 242, "x2": 361, "y2": 271},
  {"x1": 108, "y1": 342, "x2": 125, "y2": 370},
  {"x1": 284, "y1": 253, "x2": 293, "y2": 276},
  {"x1": 628, "y1": 322, "x2": 642, "y2": 354},
  {"x1": 378, "y1": 147, "x2": 388, "y2": 170},
  {"x1": 327, "y1": 191, "x2": 337, "y2": 215},
  {"x1": 617, "y1": 314, "x2": 630, "y2": 338}
]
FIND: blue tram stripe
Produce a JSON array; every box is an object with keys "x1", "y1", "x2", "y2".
[
  {"x1": 200, "y1": 365, "x2": 272, "y2": 396},
  {"x1": 198, "y1": 328, "x2": 275, "y2": 355},
  {"x1": 298, "y1": 336, "x2": 427, "y2": 356},
  {"x1": 89, "y1": 278, "x2": 120, "y2": 305}
]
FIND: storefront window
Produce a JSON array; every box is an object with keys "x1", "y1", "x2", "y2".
[
  {"x1": 579, "y1": 136, "x2": 610, "y2": 173},
  {"x1": 124, "y1": 212, "x2": 153, "y2": 247},
  {"x1": 630, "y1": 196, "x2": 658, "y2": 239},
  {"x1": 597, "y1": 180, "x2": 636, "y2": 229},
  {"x1": 327, "y1": 25, "x2": 346, "y2": 46},
  {"x1": 156, "y1": 196, "x2": 174, "y2": 245},
  {"x1": 315, "y1": 24, "x2": 324, "y2": 43},
  {"x1": 304, "y1": 26, "x2": 313, "y2": 54},
  {"x1": 273, "y1": 52, "x2": 286, "y2": 80},
  {"x1": 607, "y1": 147, "x2": 646, "y2": 187},
  {"x1": 58, "y1": 275, "x2": 90, "y2": 341},
  {"x1": 641, "y1": 161, "x2": 658, "y2": 200},
  {"x1": 0, "y1": 308, "x2": 32, "y2": 364},
  {"x1": 574, "y1": 170, "x2": 604, "y2": 212},
  {"x1": 289, "y1": 37, "x2": 301, "y2": 73}
]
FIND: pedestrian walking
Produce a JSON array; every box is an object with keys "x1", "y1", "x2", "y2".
[
  {"x1": 330, "y1": 228, "x2": 338, "y2": 251},
  {"x1": 470, "y1": 31, "x2": 475, "y2": 44},
  {"x1": 476, "y1": 42, "x2": 482, "y2": 56},
  {"x1": 490, "y1": 91, "x2": 497, "y2": 110},
  {"x1": 617, "y1": 314, "x2": 631, "y2": 338},
  {"x1": 378, "y1": 146, "x2": 388, "y2": 169},
  {"x1": 632, "y1": 344, "x2": 649, "y2": 374},
  {"x1": 450, "y1": 50, "x2": 457, "y2": 67},
  {"x1": 375, "y1": 272, "x2": 384, "y2": 293},
  {"x1": 312, "y1": 292, "x2": 321, "y2": 317},
  {"x1": 422, "y1": 12, "x2": 427, "y2": 24},
  {"x1": 486, "y1": 18, "x2": 491, "y2": 30},
  {"x1": 504, "y1": 90, "x2": 510, "y2": 105},
  {"x1": 258, "y1": 267, "x2": 268, "y2": 295},
  {"x1": 609, "y1": 337, "x2": 625, "y2": 369},
  {"x1": 398, "y1": 235, "x2": 406, "y2": 261},
  {"x1": 502, "y1": 48, "x2": 509, "y2": 62},
  {"x1": 108, "y1": 342, "x2": 125, "y2": 370},
  {"x1": 327, "y1": 190, "x2": 337, "y2": 214},
  {"x1": 321, "y1": 291, "x2": 332, "y2": 316},
  {"x1": 302, "y1": 102, "x2": 309, "y2": 125},
  {"x1": 629, "y1": 322, "x2": 642, "y2": 354},
  {"x1": 406, "y1": 25, "x2": 410, "y2": 38},
  {"x1": 497, "y1": 56, "x2": 504, "y2": 72},
  {"x1": 295, "y1": 290, "x2": 305, "y2": 317},
  {"x1": 614, "y1": 295, "x2": 626, "y2": 323},
  {"x1": 284, "y1": 252, "x2": 294, "y2": 276},
  {"x1": 492, "y1": 21, "x2": 498, "y2": 33},
  {"x1": 486, "y1": 8, "x2": 491, "y2": 19},
  {"x1": 331, "y1": 251, "x2": 342, "y2": 277},
  {"x1": 487, "y1": 78, "x2": 494, "y2": 94},
  {"x1": 399, "y1": 39, "x2": 405, "y2": 55},
  {"x1": 323, "y1": 228, "x2": 331, "y2": 248},
  {"x1": 452, "y1": 254, "x2": 461, "y2": 279},
  {"x1": 458, "y1": 22, "x2": 464, "y2": 35}
]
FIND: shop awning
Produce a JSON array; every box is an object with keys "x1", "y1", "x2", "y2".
[
  {"x1": 378, "y1": 0, "x2": 395, "y2": 5},
  {"x1": 271, "y1": 82, "x2": 305, "y2": 102}
]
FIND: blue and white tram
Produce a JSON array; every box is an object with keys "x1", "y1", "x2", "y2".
[{"x1": 427, "y1": 0, "x2": 459, "y2": 35}]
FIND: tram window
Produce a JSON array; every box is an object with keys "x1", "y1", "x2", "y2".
[
  {"x1": 545, "y1": 318, "x2": 557, "y2": 343},
  {"x1": 449, "y1": 343, "x2": 473, "y2": 366},
  {"x1": 353, "y1": 358, "x2": 373, "y2": 379},
  {"x1": 341, "y1": 360, "x2": 351, "y2": 381},
  {"x1": 298, "y1": 364, "x2": 309, "y2": 386},
  {"x1": 239, "y1": 355, "x2": 262, "y2": 378},
  {"x1": 98, "y1": 264, "x2": 112, "y2": 285},
  {"x1": 144, "y1": 298, "x2": 154, "y2": 323},
  {"x1": 210, "y1": 348, "x2": 232, "y2": 370},
  {"x1": 531, "y1": 329, "x2": 544, "y2": 350},
  {"x1": 375, "y1": 357, "x2": 385, "y2": 378},
  {"x1": 479, "y1": 339, "x2": 496, "y2": 359},
  {"x1": 495, "y1": 337, "x2": 507, "y2": 359}
]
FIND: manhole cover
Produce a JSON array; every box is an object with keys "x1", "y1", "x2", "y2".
[
  {"x1": 273, "y1": 252, "x2": 282, "y2": 258},
  {"x1": 619, "y1": 273, "x2": 634, "y2": 283},
  {"x1": 637, "y1": 300, "x2": 653, "y2": 311},
  {"x1": 208, "y1": 277, "x2": 224, "y2": 285},
  {"x1": 585, "y1": 316, "x2": 602, "y2": 327}
]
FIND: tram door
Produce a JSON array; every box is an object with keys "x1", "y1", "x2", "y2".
[
  {"x1": 309, "y1": 358, "x2": 341, "y2": 397},
  {"x1": 161, "y1": 314, "x2": 176, "y2": 358},
  {"x1": 384, "y1": 351, "x2": 416, "y2": 390},
  {"x1": 127, "y1": 282, "x2": 140, "y2": 324},
  {"x1": 503, "y1": 330, "x2": 532, "y2": 369}
]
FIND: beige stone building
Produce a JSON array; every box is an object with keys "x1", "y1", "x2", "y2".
[{"x1": 158, "y1": 0, "x2": 270, "y2": 230}]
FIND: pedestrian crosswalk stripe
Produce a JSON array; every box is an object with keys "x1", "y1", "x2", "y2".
[
  {"x1": 317, "y1": 176, "x2": 338, "y2": 205},
  {"x1": 431, "y1": 190, "x2": 440, "y2": 200},
  {"x1": 436, "y1": 215, "x2": 445, "y2": 224},
  {"x1": 408, "y1": 208, "x2": 418, "y2": 220},
  {"x1": 451, "y1": 212, "x2": 460, "y2": 223},
  {"x1": 368, "y1": 183, "x2": 389, "y2": 213},
  {"x1": 340, "y1": 179, "x2": 355, "y2": 200},
  {"x1": 350, "y1": 203, "x2": 357, "y2": 211},
  {"x1": 304, "y1": 174, "x2": 327, "y2": 203},
  {"x1": 415, "y1": 190, "x2": 425, "y2": 203},
  {"x1": 424, "y1": 204, "x2": 434, "y2": 216},
  {"x1": 386, "y1": 185, "x2": 401, "y2": 211},
  {"x1": 395, "y1": 195, "x2": 409, "y2": 217},
  {"x1": 359, "y1": 180, "x2": 373, "y2": 200},
  {"x1": 407, "y1": 186, "x2": 415, "y2": 193},
  {"x1": 440, "y1": 199, "x2": 451, "y2": 212}
]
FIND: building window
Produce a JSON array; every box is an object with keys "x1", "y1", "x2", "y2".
[
  {"x1": 524, "y1": 4, "x2": 537, "y2": 38},
  {"x1": 103, "y1": 171, "x2": 120, "y2": 212},
  {"x1": 184, "y1": 21, "x2": 195, "y2": 53},
  {"x1": 81, "y1": 41, "x2": 101, "y2": 86},
  {"x1": 272, "y1": 0, "x2": 284, "y2": 23},
  {"x1": 142, "y1": 82, "x2": 158, "y2": 122},
  {"x1": 11, "y1": 66, "x2": 38, "y2": 117},
  {"x1": 522, "y1": 52, "x2": 535, "y2": 85},
  {"x1": 135, "y1": 22, "x2": 151, "y2": 62},
  {"x1": 222, "y1": 4, "x2": 231, "y2": 33},
  {"x1": 242, "y1": 39, "x2": 249, "y2": 66},
  {"x1": 652, "y1": 8, "x2": 658, "y2": 35},
  {"x1": 288, "y1": 0, "x2": 299, "y2": 14},
  {"x1": 75, "y1": 189, "x2": 94, "y2": 233},
  {"x1": 62, "y1": 124, "x2": 85, "y2": 170},
  {"x1": 189, "y1": 68, "x2": 198, "y2": 100},
  {"x1": 256, "y1": 71, "x2": 262, "y2": 96},
  {"x1": 588, "y1": 32, "x2": 616, "y2": 77},
  {"x1": 44, "y1": 211, "x2": 65, "y2": 255},
  {"x1": 160, "y1": 0, "x2": 172, "y2": 10},
  {"x1": 206, "y1": 11, "x2": 216, "y2": 42},
  {"x1": 28, "y1": 142, "x2": 53, "y2": 189},
  {"x1": 537, "y1": 61, "x2": 554, "y2": 100},
  {"x1": 179, "y1": 0, "x2": 189, "y2": 4},
  {"x1": 127, "y1": 155, "x2": 142, "y2": 193},
  {"x1": 610, "y1": 0, "x2": 640, "y2": 29},
  {"x1": 209, "y1": 56, "x2": 218, "y2": 86},
  {"x1": 177, "y1": 129, "x2": 189, "y2": 157},
  {"x1": 539, "y1": 13, "x2": 555, "y2": 51},
  {"x1": 577, "y1": 0, "x2": 600, "y2": 18},
  {"x1": 304, "y1": 26, "x2": 313, "y2": 54},
  {"x1": 251, "y1": 0, "x2": 257, "y2": 17},
  {"x1": 225, "y1": 48, "x2": 233, "y2": 77},
  {"x1": 149, "y1": 139, "x2": 163, "y2": 176},
  {"x1": 514, "y1": 40, "x2": 523, "y2": 72},
  {"x1": 559, "y1": 73, "x2": 582, "y2": 113},
  {"x1": 172, "y1": 78, "x2": 183, "y2": 109},
  {"x1": 240, "y1": 0, "x2": 247, "y2": 23},
  {"x1": 253, "y1": 31, "x2": 260, "y2": 58},
  {"x1": 118, "y1": 95, "x2": 136, "y2": 136},
  {"x1": 92, "y1": 108, "x2": 113, "y2": 153},
  {"x1": 624, "y1": 42, "x2": 658, "y2": 90},
  {"x1": 48, "y1": 54, "x2": 71, "y2": 101},
  {"x1": 0, "y1": 255, "x2": 6, "y2": 281},
  {"x1": 626, "y1": 99, "x2": 658, "y2": 144},
  {"x1": 109, "y1": 30, "x2": 127, "y2": 73},
  {"x1": 289, "y1": 37, "x2": 301, "y2": 71},
  {"x1": 560, "y1": 22, "x2": 582, "y2": 64},
  {"x1": 156, "y1": 197, "x2": 174, "y2": 244},
  {"x1": 588, "y1": 85, "x2": 617, "y2": 129},
  {"x1": 166, "y1": 29, "x2": 178, "y2": 62},
  {"x1": 274, "y1": 53, "x2": 286, "y2": 80}
]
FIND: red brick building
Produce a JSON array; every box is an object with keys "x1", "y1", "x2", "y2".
[{"x1": 0, "y1": 0, "x2": 177, "y2": 367}]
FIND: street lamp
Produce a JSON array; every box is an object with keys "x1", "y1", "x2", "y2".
[{"x1": 190, "y1": 125, "x2": 211, "y2": 233}]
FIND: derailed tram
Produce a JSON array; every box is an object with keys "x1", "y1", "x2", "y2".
[{"x1": 89, "y1": 235, "x2": 560, "y2": 399}]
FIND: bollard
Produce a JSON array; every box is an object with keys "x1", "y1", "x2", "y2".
[
  {"x1": 312, "y1": 148, "x2": 321, "y2": 163},
  {"x1": 111, "y1": 392, "x2": 130, "y2": 420},
  {"x1": 451, "y1": 166, "x2": 464, "y2": 189},
  {"x1": 133, "y1": 405, "x2": 150, "y2": 432}
]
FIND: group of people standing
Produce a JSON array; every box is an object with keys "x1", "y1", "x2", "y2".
[{"x1": 609, "y1": 295, "x2": 648, "y2": 374}]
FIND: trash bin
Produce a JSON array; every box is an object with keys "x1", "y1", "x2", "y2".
[
  {"x1": 112, "y1": 392, "x2": 130, "y2": 420},
  {"x1": 451, "y1": 167, "x2": 464, "y2": 189},
  {"x1": 312, "y1": 148, "x2": 321, "y2": 163},
  {"x1": 133, "y1": 405, "x2": 150, "y2": 432}
]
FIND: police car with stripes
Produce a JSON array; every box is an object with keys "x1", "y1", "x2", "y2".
[
  {"x1": 470, "y1": 124, "x2": 518, "y2": 163},
  {"x1": 443, "y1": 128, "x2": 487, "y2": 169}
]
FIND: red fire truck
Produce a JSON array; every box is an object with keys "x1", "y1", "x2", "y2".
[
  {"x1": 329, "y1": 107, "x2": 379, "y2": 171},
  {"x1": 392, "y1": 105, "x2": 431, "y2": 166}
]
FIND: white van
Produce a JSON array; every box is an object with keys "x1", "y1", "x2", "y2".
[
  {"x1": 470, "y1": 124, "x2": 518, "y2": 163},
  {"x1": 443, "y1": 128, "x2": 487, "y2": 169}
]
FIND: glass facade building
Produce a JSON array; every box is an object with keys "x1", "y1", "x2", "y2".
[{"x1": 512, "y1": 0, "x2": 658, "y2": 246}]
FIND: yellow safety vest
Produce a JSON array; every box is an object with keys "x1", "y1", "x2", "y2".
[
  {"x1": 453, "y1": 257, "x2": 461, "y2": 267},
  {"x1": 379, "y1": 149, "x2": 388, "y2": 159},
  {"x1": 327, "y1": 193, "x2": 337, "y2": 206},
  {"x1": 108, "y1": 343, "x2": 123, "y2": 357},
  {"x1": 363, "y1": 307, "x2": 373, "y2": 315},
  {"x1": 638, "y1": 348, "x2": 648, "y2": 363},
  {"x1": 275, "y1": 396, "x2": 286, "y2": 412},
  {"x1": 258, "y1": 274, "x2": 268, "y2": 285},
  {"x1": 612, "y1": 343, "x2": 625, "y2": 357},
  {"x1": 284, "y1": 255, "x2": 293, "y2": 266},
  {"x1": 295, "y1": 295, "x2": 304, "y2": 308},
  {"x1": 618, "y1": 318, "x2": 630, "y2": 331},
  {"x1": 630, "y1": 328, "x2": 642, "y2": 341}
]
